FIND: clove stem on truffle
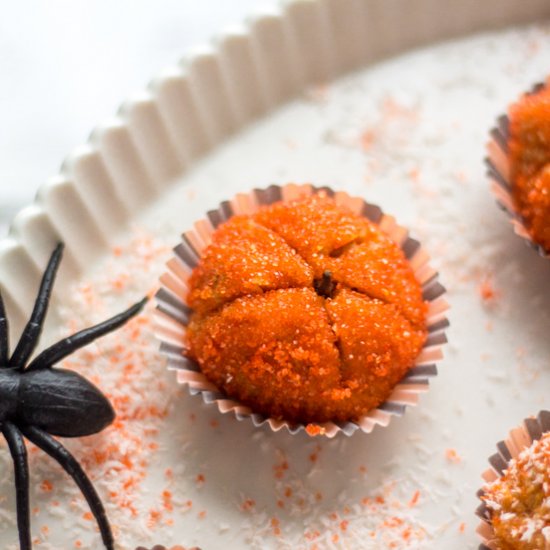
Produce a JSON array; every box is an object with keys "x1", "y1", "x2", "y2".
[{"x1": 314, "y1": 270, "x2": 336, "y2": 299}]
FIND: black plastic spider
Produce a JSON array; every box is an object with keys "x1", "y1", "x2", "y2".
[{"x1": 0, "y1": 243, "x2": 147, "y2": 550}]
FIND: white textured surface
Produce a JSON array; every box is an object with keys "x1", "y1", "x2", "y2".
[{"x1": 1, "y1": 1, "x2": 550, "y2": 549}]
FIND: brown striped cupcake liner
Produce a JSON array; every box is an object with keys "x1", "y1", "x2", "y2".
[
  {"x1": 487, "y1": 80, "x2": 550, "y2": 259},
  {"x1": 476, "y1": 410, "x2": 550, "y2": 549},
  {"x1": 154, "y1": 184, "x2": 449, "y2": 438}
]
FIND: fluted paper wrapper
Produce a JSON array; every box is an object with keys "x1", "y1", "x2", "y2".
[
  {"x1": 476, "y1": 410, "x2": 550, "y2": 549},
  {"x1": 487, "y1": 80, "x2": 550, "y2": 259},
  {"x1": 154, "y1": 184, "x2": 449, "y2": 438}
]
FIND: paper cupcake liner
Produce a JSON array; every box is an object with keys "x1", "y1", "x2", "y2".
[
  {"x1": 487, "y1": 80, "x2": 550, "y2": 259},
  {"x1": 475, "y1": 410, "x2": 550, "y2": 549},
  {"x1": 154, "y1": 184, "x2": 449, "y2": 438},
  {"x1": 135, "y1": 546, "x2": 201, "y2": 550}
]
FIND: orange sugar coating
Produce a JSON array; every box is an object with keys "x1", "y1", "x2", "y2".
[
  {"x1": 186, "y1": 194, "x2": 427, "y2": 424},
  {"x1": 254, "y1": 196, "x2": 425, "y2": 326},
  {"x1": 508, "y1": 85, "x2": 550, "y2": 252},
  {"x1": 323, "y1": 289, "x2": 425, "y2": 418},
  {"x1": 253, "y1": 195, "x2": 376, "y2": 264},
  {"x1": 514, "y1": 165, "x2": 550, "y2": 252},
  {"x1": 188, "y1": 216, "x2": 312, "y2": 314},
  {"x1": 509, "y1": 87, "x2": 550, "y2": 182},
  {"x1": 482, "y1": 432, "x2": 550, "y2": 550},
  {"x1": 324, "y1": 237, "x2": 425, "y2": 328},
  {"x1": 189, "y1": 289, "x2": 342, "y2": 422}
]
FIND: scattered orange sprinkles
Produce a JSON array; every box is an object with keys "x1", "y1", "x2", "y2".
[
  {"x1": 40, "y1": 480, "x2": 53, "y2": 493},
  {"x1": 408, "y1": 490, "x2": 421, "y2": 508},
  {"x1": 271, "y1": 517, "x2": 281, "y2": 536},
  {"x1": 240, "y1": 498, "x2": 256, "y2": 512},
  {"x1": 147, "y1": 508, "x2": 162, "y2": 529},
  {"x1": 196, "y1": 473, "x2": 206, "y2": 486},
  {"x1": 163, "y1": 490, "x2": 173, "y2": 512},
  {"x1": 309, "y1": 445, "x2": 321, "y2": 463},
  {"x1": 478, "y1": 274, "x2": 500, "y2": 305},
  {"x1": 340, "y1": 519, "x2": 349, "y2": 531},
  {"x1": 360, "y1": 129, "x2": 376, "y2": 151},
  {"x1": 42, "y1": 232, "x2": 181, "y2": 546},
  {"x1": 445, "y1": 448, "x2": 462, "y2": 464},
  {"x1": 242, "y1": 474, "x2": 429, "y2": 548},
  {"x1": 273, "y1": 456, "x2": 290, "y2": 480},
  {"x1": 305, "y1": 424, "x2": 325, "y2": 436}
]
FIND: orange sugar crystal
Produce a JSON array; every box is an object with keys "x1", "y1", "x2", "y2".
[
  {"x1": 508, "y1": 84, "x2": 550, "y2": 252},
  {"x1": 186, "y1": 194, "x2": 427, "y2": 424}
]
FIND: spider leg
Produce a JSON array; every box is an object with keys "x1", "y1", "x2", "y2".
[
  {"x1": 0, "y1": 290, "x2": 9, "y2": 365},
  {"x1": 2, "y1": 422, "x2": 31, "y2": 550},
  {"x1": 10, "y1": 243, "x2": 64, "y2": 370},
  {"x1": 27, "y1": 297, "x2": 148, "y2": 371},
  {"x1": 21, "y1": 425, "x2": 114, "y2": 550}
]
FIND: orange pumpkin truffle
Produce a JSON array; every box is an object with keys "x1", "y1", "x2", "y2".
[
  {"x1": 186, "y1": 195, "x2": 428, "y2": 424},
  {"x1": 508, "y1": 84, "x2": 550, "y2": 252}
]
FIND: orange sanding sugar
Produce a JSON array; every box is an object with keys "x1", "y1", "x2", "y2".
[
  {"x1": 305, "y1": 424, "x2": 326, "y2": 437},
  {"x1": 445, "y1": 448, "x2": 462, "y2": 464},
  {"x1": 478, "y1": 274, "x2": 500, "y2": 305},
  {"x1": 186, "y1": 194, "x2": 427, "y2": 424},
  {"x1": 508, "y1": 84, "x2": 550, "y2": 252}
]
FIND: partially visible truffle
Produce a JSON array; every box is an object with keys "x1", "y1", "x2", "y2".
[{"x1": 509, "y1": 85, "x2": 550, "y2": 252}]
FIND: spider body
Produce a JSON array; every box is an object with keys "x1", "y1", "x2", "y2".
[
  {"x1": 10, "y1": 368, "x2": 115, "y2": 436},
  {"x1": 0, "y1": 243, "x2": 147, "y2": 550}
]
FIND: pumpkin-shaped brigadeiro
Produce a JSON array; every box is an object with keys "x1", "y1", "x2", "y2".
[
  {"x1": 508, "y1": 84, "x2": 550, "y2": 253},
  {"x1": 185, "y1": 194, "x2": 428, "y2": 425}
]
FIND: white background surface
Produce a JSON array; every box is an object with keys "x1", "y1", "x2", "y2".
[
  {"x1": 0, "y1": 0, "x2": 270, "y2": 236},
  {"x1": 2, "y1": 2, "x2": 550, "y2": 548}
]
